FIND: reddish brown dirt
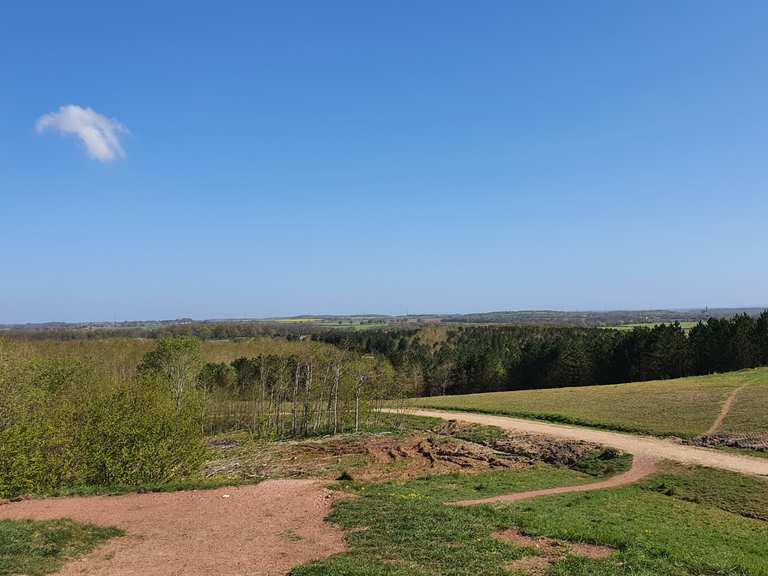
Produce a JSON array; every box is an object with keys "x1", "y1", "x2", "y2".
[
  {"x1": 452, "y1": 456, "x2": 657, "y2": 506},
  {"x1": 494, "y1": 529, "x2": 615, "y2": 559},
  {"x1": 205, "y1": 433, "x2": 525, "y2": 483},
  {"x1": 0, "y1": 480, "x2": 346, "y2": 576},
  {"x1": 495, "y1": 529, "x2": 616, "y2": 574}
]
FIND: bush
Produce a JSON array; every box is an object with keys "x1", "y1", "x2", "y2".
[{"x1": 0, "y1": 341, "x2": 206, "y2": 498}]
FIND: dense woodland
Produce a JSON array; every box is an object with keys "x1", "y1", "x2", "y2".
[{"x1": 314, "y1": 312, "x2": 768, "y2": 395}]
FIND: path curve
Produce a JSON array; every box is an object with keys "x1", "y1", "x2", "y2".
[
  {"x1": 0, "y1": 480, "x2": 345, "y2": 576},
  {"x1": 395, "y1": 408, "x2": 768, "y2": 477},
  {"x1": 452, "y1": 456, "x2": 657, "y2": 506},
  {"x1": 706, "y1": 385, "x2": 747, "y2": 435}
]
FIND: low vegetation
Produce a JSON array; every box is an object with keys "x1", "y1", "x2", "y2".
[
  {"x1": 0, "y1": 334, "x2": 413, "y2": 499},
  {"x1": 721, "y1": 376, "x2": 768, "y2": 433},
  {"x1": 0, "y1": 340, "x2": 206, "y2": 498},
  {"x1": 0, "y1": 519, "x2": 119, "y2": 576},
  {"x1": 409, "y1": 368, "x2": 768, "y2": 437},
  {"x1": 292, "y1": 464, "x2": 768, "y2": 576},
  {"x1": 642, "y1": 462, "x2": 768, "y2": 521}
]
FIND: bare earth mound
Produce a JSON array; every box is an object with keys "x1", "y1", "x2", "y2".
[
  {"x1": 205, "y1": 433, "x2": 526, "y2": 483},
  {"x1": 0, "y1": 480, "x2": 345, "y2": 576}
]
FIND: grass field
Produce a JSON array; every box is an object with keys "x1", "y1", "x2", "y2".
[
  {"x1": 721, "y1": 375, "x2": 768, "y2": 433},
  {"x1": 292, "y1": 463, "x2": 768, "y2": 576},
  {"x1": 408, "y1": 368, "x2": 768, "y2": 438},
  {"x1": 0, "y1": 519, "x2": 119, "y2": 576}
]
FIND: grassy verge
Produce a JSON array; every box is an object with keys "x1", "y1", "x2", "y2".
[
  {"x1": 408, "y1": 368, "x2": 768, "y2": 438},
  {"x1": 40, "y1": 477, "x2": 261, "y2": 498},
  {"x1": 721, "y1": 377, "x2": 768, "y2": 433},
  {"x1": 0, "y1": 519, "x2": 120, "y2": 576},
  {"x1": 292, "y1": 464, "x2": 768, "y2": 576},
  {"x1": 641, "y1": 462, "x2": 768, "y2": 521}
]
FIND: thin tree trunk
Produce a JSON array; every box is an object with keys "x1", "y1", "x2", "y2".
[
  {"x1": 354, "y1": 373, "x2": 364, "y2": 433},
  {"x1": 301, "y1": 362, "x2": 312, "y2": 436},
  {"x1": 333, "y1": 361, "x2": 341, "y2": 435},
  {"x1": 291, "y1": 361, "x2": 300, "y2": 436}
]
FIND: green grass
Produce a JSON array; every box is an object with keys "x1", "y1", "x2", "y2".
[
  {"x1": 292, "y1": 464, "x2": 768, "y2": 576},
  {"x1": 0, "y1": 519, "x2": 120, "y2": 576},
  {"x1": 409, "y1": 368, "x2": 768, "y2": 438},
  {"x1": 721, "y1": 375, "x2": 768, "y2": 433},
  {"x1": 641, "y1": 463, "x2": 768, "y2": 521},
  {"x1": 43, "y1": 477, "x2": 260, "y2": 498}
]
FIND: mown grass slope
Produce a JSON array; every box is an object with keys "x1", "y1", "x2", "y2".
[
  {"x1": 721, "y1": 374, "x2": 768, "y2": 433},
  {"x1": 408, "y1": 368, "x2": 768, "y2": 438}
]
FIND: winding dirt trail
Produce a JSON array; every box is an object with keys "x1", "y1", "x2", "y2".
[
  {"x1": 452, "y1": 456, "x2": 657, "y2": 506},
  {"x1": 0, "y1": 480, "x2": 345, "y2": 576},
  {"x1": 706, "y1": 384, "x2": 748, "y2": 435},
  {"x1": 398, "y1": 409, "x2": 768, "y2": 477}
]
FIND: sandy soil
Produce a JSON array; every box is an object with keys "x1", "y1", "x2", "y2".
[
  {"x1": 0, "y1": 480, "x2": 345, "y2": 576},
  {"x1": 453, "y1": 456, "x2": 657, "y2": 506},
  {"x1": 397, "y1": 409, "x2": 768, "y2": 477}
]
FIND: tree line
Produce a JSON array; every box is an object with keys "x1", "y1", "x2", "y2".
[{"x1": 313, "y1": 312, "x2": 768, "y2": 395}]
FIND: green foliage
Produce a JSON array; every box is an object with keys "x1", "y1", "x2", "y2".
[
  {"x1": 317, "y1": 312, "x2": 768, "y2": 396},
  {"x1": 0, "y1": 519, "x2": 120, "y2": 576},
  {"x1": 571, "y1": 449, "x2": 631, "y2": 477},
  {"x1": 138, "y1": 336, "x2": 203, "y2": 411},
  {"x1": 0, "y1": 340, "x2": 206, "y2": 498}
]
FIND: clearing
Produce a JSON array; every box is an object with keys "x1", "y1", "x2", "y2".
[{"x1": 0, "y1": 481, "x2": 345, "y2": 576}]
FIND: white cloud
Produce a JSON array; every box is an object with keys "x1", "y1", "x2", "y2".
[{"x1": 36, "y1": 105, "x2": 129, "y2": 162}]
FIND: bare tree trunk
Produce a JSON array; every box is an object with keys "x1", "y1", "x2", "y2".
[
  {"x1": 291, "y1": 361, "x2": 300, "y2": 436},
  {"x1": 354, "y1": 373, "x2": 365, "y2": 433},
  {"x1": 301, "y1": 362, "x2": 312, "y2": 436},
  {"x1": 333, "y1": 361, "x2": 341, "y2": 435}
]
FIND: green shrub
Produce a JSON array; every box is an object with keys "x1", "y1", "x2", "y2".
[{"x1": 0, "y1": 341, "x2": 206, "y2": 498}]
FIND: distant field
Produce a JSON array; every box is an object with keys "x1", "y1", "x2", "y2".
[
  {"x1": 272, "y1": 317, "x2": 389, "y2": 330},
  {"x1": 408, "y1": 368, "x2": 768, "y2": 438},
  {"x1": 605, "y1": 321, "x2": 699, "y2": 331}
]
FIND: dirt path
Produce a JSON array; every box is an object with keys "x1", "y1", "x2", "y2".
[
  {"x1": 399, "y1": 409, "x2": 768, "y2": 477},
  {"x1": 0, "y1": 480, "x2": 345, "y2": 576},
  {"x1": 706, "y1": 385, "x2": 748, "y2": 435},
  {"x1": 452, "y1": 456, "x2": 657, "y2": 506}
]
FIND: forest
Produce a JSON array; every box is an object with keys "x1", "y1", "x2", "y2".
[{"x1": 314, "y1": 312, "x2": 768, "y2": 395}]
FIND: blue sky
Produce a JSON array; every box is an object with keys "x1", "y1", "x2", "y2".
[{"x1": 2, "y1": 1, "x2": 767, "y2": 323}]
